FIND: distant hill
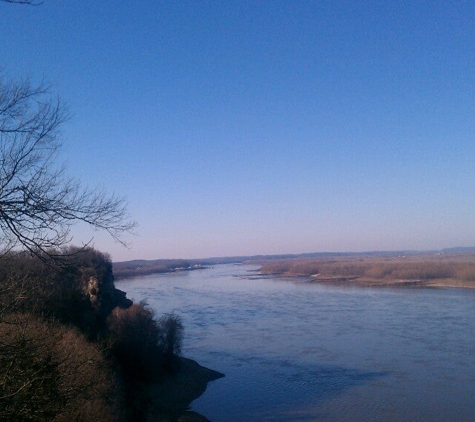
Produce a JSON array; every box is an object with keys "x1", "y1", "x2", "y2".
[
  {"x1": 113, "y1": 259, "x2": 199, "y2": 279},
  {"x1": 441, "y1": 246, "x2": 475, "y2": 254}
]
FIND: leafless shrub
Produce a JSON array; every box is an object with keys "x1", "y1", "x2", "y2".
[
  {"x1": 158, "y1": 313, "x2": 184, "y2": 369},
  {"x1": 107, "y1": 303, "x2": 164, "y2": 382},
  {"x1": 0, "y1": 313, "x2": 123, "y2": 421},
  {"x1": 107, "y1": 303, "x2": 185, "y2": 382}
]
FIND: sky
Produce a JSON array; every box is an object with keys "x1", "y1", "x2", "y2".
[{"x1": 1, "y1": 1, "x2": 475, "y2": 261}]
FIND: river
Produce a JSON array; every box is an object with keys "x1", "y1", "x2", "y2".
[{"x1": 118, "y1": 264, "x2": 475, "y2": 421}]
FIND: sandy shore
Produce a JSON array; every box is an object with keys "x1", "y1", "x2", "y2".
[{"x1": 307, "y1": 275, "x2": 475, "y2": 289}]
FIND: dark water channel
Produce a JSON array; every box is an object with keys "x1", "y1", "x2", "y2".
[{"x1": 119, "y1": 264, "x2": 475, "y2": 421}]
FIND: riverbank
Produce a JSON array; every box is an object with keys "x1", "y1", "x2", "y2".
[{"x1": 146, "y1": 357, "x2": 224, "y2": 422}]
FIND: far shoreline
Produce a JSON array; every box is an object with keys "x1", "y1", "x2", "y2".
[
  {"x1": 256, "y1": 253, "x2": 475, "y2": 290},
  {"x1": 114, "y1": 250, "x2": 475, "y2": 290}
]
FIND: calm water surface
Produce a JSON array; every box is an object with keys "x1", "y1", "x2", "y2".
[{"x1": 119, "y1": 264, "x2": 475, "y2": 421}]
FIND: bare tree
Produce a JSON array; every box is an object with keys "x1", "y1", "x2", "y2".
[{"x1": 0, "y1": 75, "x2": 135, "y2": 256}]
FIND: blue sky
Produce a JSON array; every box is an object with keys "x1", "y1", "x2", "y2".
[{"x1": 2, "y1": 1, "x2": 474, "y2": 260}]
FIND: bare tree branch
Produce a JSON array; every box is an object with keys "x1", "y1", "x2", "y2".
[{"x1": 0, "y1": 74, "x2": 136, "y2": 257}]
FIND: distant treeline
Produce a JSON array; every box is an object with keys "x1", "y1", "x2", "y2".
[
  {"x1": 113, "y1": 259, "x2": 206, "y2": 279},
  {"x1": 114, "y1": 256, "x2": 250, "y2": 279}
]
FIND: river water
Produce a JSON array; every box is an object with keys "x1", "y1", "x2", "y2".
[{"x1": 118, "y1": 264, "x2": 475, "y2": 421}]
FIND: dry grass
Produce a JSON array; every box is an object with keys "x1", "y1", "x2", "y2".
[{"x1": 258, "y1": 254, "x2": 475, "y2": 287}]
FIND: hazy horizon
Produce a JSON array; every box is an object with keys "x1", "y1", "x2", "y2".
[
  {"x1": 3, "y1": 2, "x2": 475, "y2": 261},
  {"x1": 113, "y1": 245, "x2": 475, "y2": 263}
]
